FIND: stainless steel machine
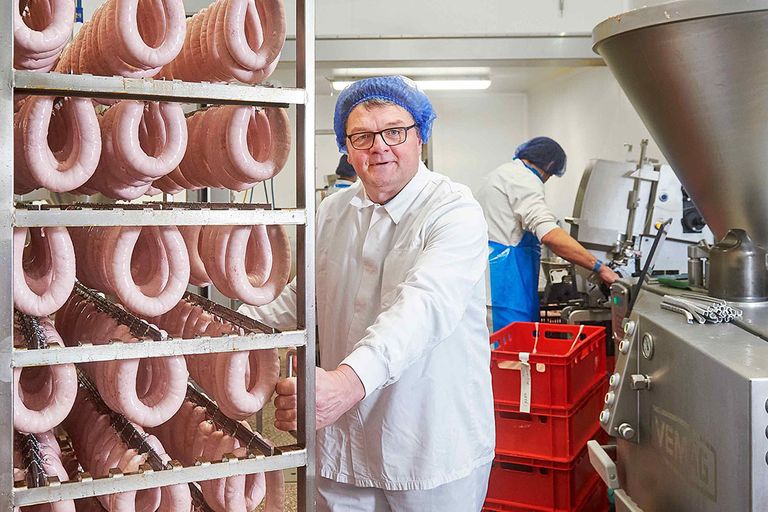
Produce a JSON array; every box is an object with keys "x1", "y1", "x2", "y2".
[
  {"x1": 569, "y1": 153, "x2": 713, "y2": 278},
  {"x1": 587, "y1": 2, "x2": 768, "y2": 511}
]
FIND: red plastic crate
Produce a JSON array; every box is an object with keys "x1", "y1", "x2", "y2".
[
  {"x1": 490, "y1": 322, "x2": 606, "y2": 410},
  {"x1": 484, "y1": 479, "x2": 607, "y2": 511},
  {"x1": 483, "y1": 441, "x2": 602, "y2": 511},
  {"x1": 495, "y1": 379, "x2": 607, "y2": 462},
  {"x1": 577, "y1": 480, "x2": 609, "y2": 512}
]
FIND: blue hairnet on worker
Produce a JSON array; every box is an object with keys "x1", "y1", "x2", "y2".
[
  {"x1": 515, "y1": 136, "x2": 567, "y2": 177},
  {"x1": 477, "y1": 136, "x2": 619, "y2": 331},
  {"x1": 239, "y1": 75, "x2": 495, "y2": 511},
  {"x1": 333, "y1": 75, "x2": 436, "y2": 153}
]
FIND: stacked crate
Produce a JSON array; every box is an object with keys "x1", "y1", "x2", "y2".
[{"x1": 485, "y1": 322, "x2": 609, "y2": 512}]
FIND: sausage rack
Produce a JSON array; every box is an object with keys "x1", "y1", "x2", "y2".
[{"x1": 0, "y1": 0, "x2": 317, "y2": 508}]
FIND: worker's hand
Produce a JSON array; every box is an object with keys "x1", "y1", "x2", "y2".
[
  {"x1": 273, "y1": 364, "x2": 365, "y2": 432},
  {"x1": 597, "y1": 264, "x2": 620, "y2": 285},
  {"x1": 274, "y1": 377, "x2": 298, "y2": 432},
  {"x1": 316, "y1": 365, "x2": 365, "y2": 429}
]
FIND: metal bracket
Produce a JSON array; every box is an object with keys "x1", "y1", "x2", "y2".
[
  {"x1": 601, "y1": 310, "x2": 641, "y2": 442},
  {"x1": 185, "y1": 384, "x2": 277, "y2": 456},
  {"x1": 73, "y1": 282, "x2": 165, "y2": 341}
]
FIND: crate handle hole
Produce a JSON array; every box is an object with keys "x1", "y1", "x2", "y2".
[
  {"x1": 498, "y1": 462, "x2": 534, "y2": 473},
  {"x1": 499, "y1": 411, "x2": 532, "y2": 422}
]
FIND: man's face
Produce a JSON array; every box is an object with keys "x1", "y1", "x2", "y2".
[{"x1": 345, "y1": 103, "x2": 422, "y2": 203}]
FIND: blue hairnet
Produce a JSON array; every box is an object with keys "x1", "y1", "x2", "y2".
[
  {"x1": 335, "y1": 154, "x2": 356, "y2": 179},
  {"x1": 333, "y1": 75, "x2": 437, "y2": 153},
  {"x1": 514, "y1": 136, "x2": 567, "y2": 177}
]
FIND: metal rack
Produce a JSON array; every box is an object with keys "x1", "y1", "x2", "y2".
[{"x1": 0, "y1": 0, "x2": 316, "y2": 508}]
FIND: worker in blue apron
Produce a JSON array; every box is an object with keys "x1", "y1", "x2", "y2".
[{"x1": 477, "y1": 137, "x2": 620, "y2": 332}]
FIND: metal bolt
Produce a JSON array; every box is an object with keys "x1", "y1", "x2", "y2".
[
  {"x1": 631, "y1": 374, "x2": 651, "y2": 390},
  {"x1": 619, "y1": 339, "x2": 630, "y2": 354},
  {"x1": 642, "y1": 333, "x2": 655, "y2": 359},
  {"x1": 600, "y1": 409, "x2": 611, "y2": 424},
  {"x1": 605, "y1": 391, "x2": 616, "y2": 406},
  {"x1": 618, "y1": 423, "x2": 636, "y2": 440},
  {"x1": 609, "y1": 372, "x2": 621, "y2": 388},
  {"x1": 623, "y1": 320, "x2": 636, "y2": 336}
]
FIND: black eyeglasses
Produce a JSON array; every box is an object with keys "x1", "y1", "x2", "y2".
[{"x1": 346, "y1": 124, "x2": 417, "y2": 150}]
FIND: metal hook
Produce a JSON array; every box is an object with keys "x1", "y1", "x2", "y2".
[
  {"x1": 15, "y1": 311, "x2": 48, "y2": 350},
  {"x1": 182, "y1": 292, "x2": 275, "y2": 334},
  {"x1": 185, "y1": 384, "x2": 276, "y2": 456},
  {"x1": 73, "y1": 282, "x2": 165, "y2": 341}
]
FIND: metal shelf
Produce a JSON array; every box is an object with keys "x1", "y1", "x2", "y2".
[
  {"x1": 13, "y1": 448, "x2": 306, "y2": 507},
  {"x1": 2, "y1": 0, "x2": 316, "y2": 508},
  {"x1": 12, "y1": 330, "x2": 306, "y2": 367},
  {"x1": 14, "y1": 71, "x2": 307, "y2": 106},
  {"x1": 14, "y1": 204, "x2": 306, "y2": 227}
]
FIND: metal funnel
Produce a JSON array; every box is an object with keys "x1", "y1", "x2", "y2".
[{"x1": 593, "y1": 1, "x2": 768, "y2": 247}]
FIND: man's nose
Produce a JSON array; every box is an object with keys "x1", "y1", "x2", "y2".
[{"x1": 371, "y1": 133, "x2": 390, "y2": 151}]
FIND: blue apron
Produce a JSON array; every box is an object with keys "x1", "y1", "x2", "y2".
[
  {"x1": 489, "y1": 233, "x2": 541, "y2": 331},
  {"x1": 488, "y1": 159, "x2": 543, "y2": 332}
]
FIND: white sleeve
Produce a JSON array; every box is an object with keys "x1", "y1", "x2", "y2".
[
  {"x1": 340, "y1": 195, "x2": 489, "y2": 396},
  {"x1": 513, "y1": 179, "x2": 559, "y2": 241},
  {"x1": 237, "y1": 277, "x2": 299, "y2": 331}
]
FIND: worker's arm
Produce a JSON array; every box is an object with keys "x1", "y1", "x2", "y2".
[{"x1": 540, "y1": 227, "x2": 620, "y2": 284}]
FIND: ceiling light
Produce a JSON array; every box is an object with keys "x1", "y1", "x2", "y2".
[
  {"x1": 331, "y1": 78, "x2": 491, "y2": 91},
  {"x1": 332, "y1": 66, "x2": 491, "y2": 77}
]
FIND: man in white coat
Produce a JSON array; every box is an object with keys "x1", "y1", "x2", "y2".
[
  {"x1": 239, "y1": 75, "x2": 495, "y2": 511},
  {"x1": 476, "y1": 137, "x2": 620, "y2": 332}
]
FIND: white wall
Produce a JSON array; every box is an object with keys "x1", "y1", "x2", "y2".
[
  {"x1": 429, "y1": 92, "x2": 527, "y2": 191},
  {"x1": 526, "y1": 68, "x2": 663, "y2": 222}
]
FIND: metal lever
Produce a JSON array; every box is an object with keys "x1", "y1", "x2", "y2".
[
  {"x1": 628, "y1": 218, "x2": 673, "y2": 315},
  {"x1": 587, "y1": 440, "x2": 620, "y2": 490}
]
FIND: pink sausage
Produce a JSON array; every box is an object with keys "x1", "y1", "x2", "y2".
[
  {"x1": 105, "y1": 226, "x2": 190, "y2": 317},
  {"x1": 213, "y1": 348, "x2": 279, "y2": 420},
  {"x1": 223, "y1": 0, "x2": 284, "y2": 72},
  {"x1": 12, "y1": 319, "x2": 77, "y2": 434},
  {"x1": 13, "y1": 227, "x2": 76, "y2": 316},
  {"x1": 14, "y1": 96, "x2": 101, "y2": 194},
  {"x1": 13, "y1": 0, "x2": 73, "y2": 63},
  {"x1": 224, "y1": 224, "x2": 291, "y2": 306},
  {"x1": 103, "y1": 347, "x2": 188, "y2": 427},
  {"x1": 178, "y1": 226, "x2": 211, "y2": 287}
]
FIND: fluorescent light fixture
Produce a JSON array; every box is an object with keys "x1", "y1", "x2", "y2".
[
  {"x1": 331, "y1": 78, "x2": 491, "y2": 91},
  {"x1": 332, "y1": 66, "x2": 491, "y2": 77}
]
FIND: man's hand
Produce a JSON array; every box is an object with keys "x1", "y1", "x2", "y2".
[
  {"x1": 273, "y1": 364, "x2": 366, "y2": 432},
  {"x1": 598, "y1": 264, "x2": 620, "y2": 285}
]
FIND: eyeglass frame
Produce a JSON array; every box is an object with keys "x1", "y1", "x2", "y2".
[{"x1": 345, "y1": 124, "x2": 418, "y2": 150}]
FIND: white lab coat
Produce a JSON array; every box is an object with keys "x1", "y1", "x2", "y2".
[
  {"x1": 476, "y1": 159, "x2": 559, "y2": 247},
  {"x1": 239, "y1": 162, "x2": 495, "y2": 491}
]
